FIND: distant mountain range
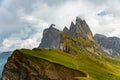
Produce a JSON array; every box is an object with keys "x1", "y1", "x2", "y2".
[
  {"x1": 94, "y1": 34, "x2": 120, "y2": 56},
  {"x1": 0, "y1": 51, "x2": 11, "y2": 78}
]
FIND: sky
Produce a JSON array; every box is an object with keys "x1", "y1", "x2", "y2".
[{"x1": 0, "y1": 0, "x2": 120, "y2": 52}]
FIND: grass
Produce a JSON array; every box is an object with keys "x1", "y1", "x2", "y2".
[
  {"x1": 20, "y1": 48, "x2": 120, "y2": 80},
  {"x1": 19, "y1": 33, "x2": 120, "y2": 80}
]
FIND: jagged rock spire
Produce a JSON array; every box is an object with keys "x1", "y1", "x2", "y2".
[
  {"x1": 39, "y1": 24, "x2": 61, "y2": 49},
  {"x1": 50, "y1": 24, "x2": 56, "y2": 28},
  {"x1": 63, "y1": 26, "x2": 69, "y2": 34},
  {"x1": 39, "y1": 16, "x2": 96, "y2": 49},
  {"x1": 68, "y1": 16, "x2": 95, "y2": 42}
]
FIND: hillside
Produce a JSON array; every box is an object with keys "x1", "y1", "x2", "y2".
[
  {"x1": 2, "y1": 17, "x2": 120, "y2": 80},
  {"x1": 2, "y1": 44, "x2": 120, "y2": 80}
]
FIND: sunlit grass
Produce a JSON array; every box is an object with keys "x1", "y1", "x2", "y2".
[{"x1": 19, "y1": 33, "x2": 120, "y2": 80}]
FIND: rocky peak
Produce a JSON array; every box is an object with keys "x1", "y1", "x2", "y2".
[
  {"x1": 69, "y1": 22, "x2": 75, "y2": 35},
  {"x1": 59, "y1": 17, "x2": 97, "y2": 54},
  {"x1": 49, "y1": 24, "x2": 55, "y2": 29},
  {"x1": 94, "y1": 34, "x2": 120, "y2": 56},
  {"x1": 39, "y1": 16, "x2": 96, "y2": 50},
  {"x1": 76, "y1": 16, "x2": 83, "y2": 23},
  {"x1": 75, "y1": 17, "x2": 84, "y2": 35},
  {"x1": 70, "y1": 22, "x2": 75, "y2": 29},
  {"x1": 63, "y1": 26, "x2": 69, "y2": 34},
  {"x1": 69, "y1": 17, "x2": 95, "y2": 42},
  {"x1": 39, "y1": 24, "x2": 61, "y2": 49}
]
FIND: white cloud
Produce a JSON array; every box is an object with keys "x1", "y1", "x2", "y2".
[
  {"x1": 0, "y1": 38, "x2": 38, "y2": 51},
  {"x1": 0, "y1": 0, "x2": 120, "y2": 52}
]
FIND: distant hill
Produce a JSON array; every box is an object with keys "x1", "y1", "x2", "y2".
[
  {"x1": 0, "y1": 51, "x2": 11, "y2": 78},
  {"x1": 94, "y1": 34, "x2": 120, "y2": 56}
]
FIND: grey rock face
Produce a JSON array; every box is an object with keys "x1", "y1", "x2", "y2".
[
  {"x1": 69, "y1": 17, "x2": 95, "y2": 42},
  {"x1": 69, "y1": 22, "x2": 76, "y2": 35},
  {"x1": 39, "y1": 24, "x2": 61, "y2": 49},
  {"x1": 63, "y1": 26, "x2": 69, "y2": 34},
  {"x1": 39, "y1": 17, "x2": 95, "y2": 49},
  {"x1": 94, "y1": 34, "x2": 120, "y2": 56}
]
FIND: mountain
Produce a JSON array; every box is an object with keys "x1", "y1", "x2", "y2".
[
  {"x1": 69, "y1": 17, "x2": 95, "y2": 43},
  {"x1": 94, "y1": 34, "x2": 120, "y2": 56},
  {"x1": 0, "y1": 51, "x2": 11, "y2": 78},
  {"x1": 2, "y1": 17, "x2": 120, "y2": 80},
  {"x1": 2, "y1": 49, "x2": 87, "y2": 80},
  {"x1": 59, "y1": 17, "x2": 96, "y2": 54},
  {"x1": 39, "y1": 16, "x2": 95, "y2": 49},
  {"x1": 39, "y1": 24, "x2": 61, "y2": 49},
  {"x1": 63, "y1": 26, "x2": 69, "y2": 34}
]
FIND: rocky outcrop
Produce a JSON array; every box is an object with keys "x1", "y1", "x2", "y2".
[
  {"x1": 63, "y1": 26, "x2": 69, "y2": 34},
  {"x1": 94, "y1": 34, "x2": 120, "y2": 56},
  {"x1": 39, "y1": 17, "x2": 96, "y2": 50},
  {"x1": 59, "y1": 17, "x2": 97, "y2": 54},
  {"x1": 2, "y1": 50, "x2": 86, "y2": 80},
  {"x1": 72, "y1": 17, "x2": 95, "y2": 42},
  {"x1": 69, "y1": 21, "x2": 76, "y2": 35},
  {"x1": 39, "y1": 24, "x2": 61, "y2": 49}
]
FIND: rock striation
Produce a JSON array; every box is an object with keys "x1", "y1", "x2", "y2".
[{"x1": 69, "y1": 17, "x2": 95, "y2": 42}]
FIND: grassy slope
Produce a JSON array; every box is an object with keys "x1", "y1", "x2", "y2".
[
  {"x1": 19, "y1": 33, "x2": 120, "y2": 80},
  {"x1": 61, "y1": 33, "x2": 120, "y2": 80},
  {"x1": 20, "y1": 48, "x2": 120, "y2": 80}
]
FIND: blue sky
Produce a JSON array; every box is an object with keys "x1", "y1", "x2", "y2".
[
  {"x1": 0, "y1": 0, "x2": 2, "y2": 5},
  {"x1": 97, "y1": 11, "x2": 107, "y2": 16},
  {"x1": 0, "y1": 0, "x2": 120, "y2": 52}
]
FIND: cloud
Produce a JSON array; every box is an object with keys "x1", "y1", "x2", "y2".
[
  {"x1": 0, "y1": 0, "x2": 120, "y2": 52},
  {"x1": 0, "y1": 0, "x2": 49, "y2": 51}
]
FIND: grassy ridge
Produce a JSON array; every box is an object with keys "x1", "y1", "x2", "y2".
[
  {"x1": 20, "y1": 48, "x2": 120, "y2": 80},
  {"x1": 19, "y1": 33, "x2": 120, "y2": 80}
]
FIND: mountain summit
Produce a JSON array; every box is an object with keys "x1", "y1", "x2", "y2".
[
  {"x1": 39, "y1": 24, "x2": 61, "y2": 49},
  {"x1": 39, "y1": 17, "x2": 95, "y2": 49},
  {"x1": 70, "y1": 16, "x2": 95, "y2": 42}
]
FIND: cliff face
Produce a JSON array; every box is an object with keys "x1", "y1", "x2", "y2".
[
  {"x1": 69, "y1": 17, "x2": 95, "y2": 42},
  {"x1": 2, "y1": 50, "x2": 86, "y2": 80},
  {"x1": 94, "y1": 34, "x2": 120, "y2": 56},
  {"x1": 39, "y1": 17, "x2": 96, "y2": 50},
  {"x1": 59, "y1": 17, "x2": 97, "y2": 54},
  {"x1": 39, "y1": 24, "x2": 61, "y2": 49}
]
